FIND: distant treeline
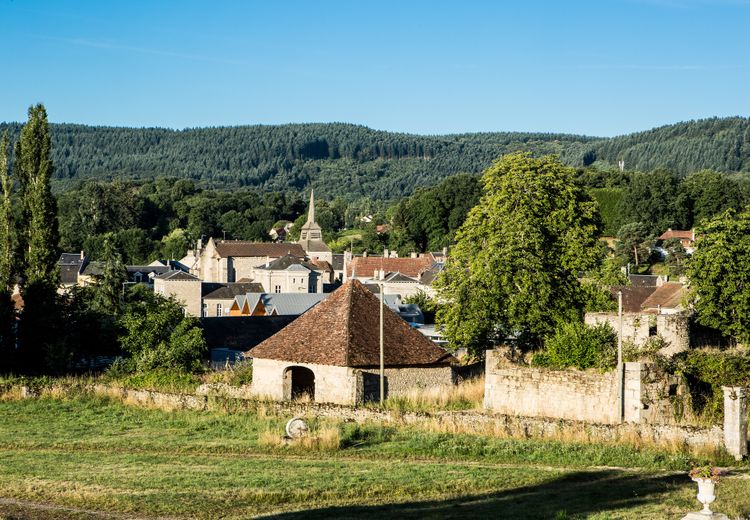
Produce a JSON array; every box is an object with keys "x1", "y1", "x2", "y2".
[{"x1": 3, "y1": 118, "x2": 750, "y2": 201}]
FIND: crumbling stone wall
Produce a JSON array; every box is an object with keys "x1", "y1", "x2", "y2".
[
  {"x1": 484, "y1": 351, "x2": 682, "y2": 425},
  {"x1": 657, "y1": 313, "x2": 690, "y2": 356},
  {"x1": 585, "y1": 312, "x2": 651, "y2": 346}
]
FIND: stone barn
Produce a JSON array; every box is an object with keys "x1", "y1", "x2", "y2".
[{"x1": 248, "y1": 279, "x2": 455, "y2": 405}]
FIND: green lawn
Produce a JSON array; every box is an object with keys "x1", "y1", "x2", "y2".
[{"x1": 0, "y1": 396, "x2": 748, "y2": 519}]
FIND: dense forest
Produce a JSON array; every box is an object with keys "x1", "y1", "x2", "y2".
[{"x1": 2, "y1": 117, "x2": 749, "y2": 201}]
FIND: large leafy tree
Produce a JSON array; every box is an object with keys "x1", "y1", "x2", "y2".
[
  {"x1": 680, "y1": 169, "x2": 745, "y2": 228},
  {"x1": 615, "y1": 222, "x2": 653, "y2": 267},
  {"x1": 687, "y1": 209, "x2": 750, "y2": 344},
  {"x1": 617, "y1": 169, "x2": 688, "y2": 235},
  {"x1": 435, "y1": 153, "x2": 602, "y2": 354}
]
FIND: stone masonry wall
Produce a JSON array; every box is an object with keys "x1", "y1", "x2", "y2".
[
  {"x1": 585, "y1": 312, "x2": 651, "y2": 346},
  {"x1": 9, "y1": 383, "x2": 722, "y2": 452},
  {"x1": 357, "y1": 366, "x2": 454, "y2": 399},
  {"x1": 484, "y1": 351, "x2": 681, "y2": 426},
  {"x1": 484, "y1": 350, "x2": 621, "y2": 424},
  {"x1": 250, "y1": 358, "x2": 358, "y2": 405}
]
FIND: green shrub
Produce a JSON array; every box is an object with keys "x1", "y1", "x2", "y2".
[
  {"x1": 533, "y1": 322, "x2": 617, "y2": 370},
  {"x1": 671, "y1": 349, "x2": 750, "y2": 421}
]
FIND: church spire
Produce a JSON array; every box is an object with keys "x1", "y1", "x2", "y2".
[{"x1": 306, "y1": 190, "x2": 316, "y2": 225}]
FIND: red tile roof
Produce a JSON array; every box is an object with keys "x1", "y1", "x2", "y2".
[
  {"x1": 347, "y1": 254, "x2": 435, "y2": 279},
  {"x1": 248, "y1": 279, "x2": 454, "y2": 367},
  {"x1": 658, "y1": 229, "x2": 694, "y2": 241},
  {"x1": 214, "y1": 241, "x2": 305, "y2": 259},
  {"x1": 641, "y1": 282, "x2": 686, "y2": 311}
]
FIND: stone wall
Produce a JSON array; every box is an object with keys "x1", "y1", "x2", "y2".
[
  {"x1": 585, "y1": 312, "x2": 651, "y2": 346},
  {"x1": 657, "y1": 313, "x2": 690, "y2": 355},
  {"x1": 250, "y1": 358, "x2": 358, "y2": 405},
  {"x1": 484, "y1": 351, "x2": 680, "y2": 425},
  {"x1": 584, "y1": 311, "x2": 690, "y2": 356},
  {"x1": 357, "y1": 366, "x2": 454, "y2": 400},
  {"x1": 9, "y1": 383, "x2": 723, "y2": 452},
  {"x1": 484, "y1": 350, "x2": 621, "y2": 424}
]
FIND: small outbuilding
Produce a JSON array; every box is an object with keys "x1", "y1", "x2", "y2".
[{"x1": 248, "y1": 279, "x2": 455, "y2": 405}]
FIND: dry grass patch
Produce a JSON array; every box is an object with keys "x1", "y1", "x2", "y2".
[
  {"x1": 259, "y1": 425, "x2": 341, "y2": 452},
  {"x1": 383, "y1": 377, "x2": 484, "y2": 412}
]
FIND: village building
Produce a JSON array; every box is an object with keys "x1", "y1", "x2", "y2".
[
  {"x1": 656, "y1": 228, "x2": 696, "y2": 255},
  {"x1": 181, "y1": 239, "x2": 306, "y2": 283},
  {"x1": 153, "y1": 270, "x2": 203, "y2": 316},
  {"x1": 201, "y1": 281, "x2": 264, "y2": 317},
  {"x1": 248, "y1": 279, "x2": 455, "y2": 405},
  {"x1": 248, "y1": 254, "x2": 330, "y2": 294},
  {"x1": 296, "y1": 190, "x2": 333, "y2": 264},
  {"x1": 346, "y1": 250, "x2": 441, "y2": 297},
  {"x1": 58, "y1": 252, "x2": 88, "y2": 287}
]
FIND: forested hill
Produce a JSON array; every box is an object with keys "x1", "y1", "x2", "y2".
[
  {"x1": 585, "y1": 117, "x2": 750, "y2": 173},
  {"x1": 1, "y1": 117, "x2": 749, "y2": 200}
]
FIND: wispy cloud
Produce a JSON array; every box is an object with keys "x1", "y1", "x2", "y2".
[{"x1": 38, "y1": 36, "x2": 247, "y2": 66}]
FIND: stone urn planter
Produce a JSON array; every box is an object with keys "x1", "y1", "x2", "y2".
[
  {"x1": 681, "y1": 466, "x2": 728, "y2": 520},
  {"x1": 693, "y1": 477, "x2": 716, "y2": 515}
]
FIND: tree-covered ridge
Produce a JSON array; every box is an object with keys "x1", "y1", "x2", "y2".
[
  {"x1": 0, "y1": 122, "x2": 594, "y2": 199},
  {"x1": 584, "y1": 117, "x2": 750, "y2": 173},
  {"x1": 2, "y1": 117, "x2": 749, "y2": 200}
]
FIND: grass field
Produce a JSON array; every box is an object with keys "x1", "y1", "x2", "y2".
[{"x1": 0, "y1": 396, "x2": 749, "y2": 519}]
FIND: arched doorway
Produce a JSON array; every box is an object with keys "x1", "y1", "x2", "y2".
[{"x1": 283, "y1": 366, "x2": 315, "y2": 401}]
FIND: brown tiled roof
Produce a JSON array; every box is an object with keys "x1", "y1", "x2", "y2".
[
  {"x1": 347, "y1": 254, "x2": 435, "y2": 278},
  {"x1": 248, "y1": 279, "x2": 454, "y2": 367},
  {"x1": 641, "y1": 282, "x2": 686, "y2": 311},
  {"x1": 658, "y1": 229, "x2": 694, "y2": 241},
  {"x1": 610, "y1": 286, "x2": 657, "y2": 313},
  {"x1": 309, "y1": 259, "x2": 333, "y2": 272},
  {"x1": 214, "y1": 241, "x2": 305, "y2": 259}
]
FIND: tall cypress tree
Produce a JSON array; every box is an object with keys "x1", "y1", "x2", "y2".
[
  {"x1": 15, "y1": 104, "x2": 62, "y2": 372},
  {"x1": 16, "y1": 104, "x2": 60, "y2": 288},
  {"x1": 0, "y1": 131, "x2": 15, "y2": 367}
]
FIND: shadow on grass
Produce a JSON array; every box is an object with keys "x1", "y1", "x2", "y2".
[{"x1": 263, "y1": 470, "x2": 688, "y2": 520}]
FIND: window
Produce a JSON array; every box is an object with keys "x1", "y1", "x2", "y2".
[
  {"x1": 216, "y1": 303, "x2": 223, "y2": 316},
  {"x1": 274, "y1": 285, "x2": 282, "y2": 293},
  {"x1": 134, "y1": 272, "x2": 143, "y2": 283}
]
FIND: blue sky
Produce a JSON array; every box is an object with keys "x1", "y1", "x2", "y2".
[{"x1": 1, "y1": 0, "x2": 748, "y2": 136}]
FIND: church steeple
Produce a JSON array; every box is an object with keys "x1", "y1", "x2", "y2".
[
  {"x1": 306, "y1": 190, "x2": 316, "y2": 225},
  {"x1": 297, "y1": 188, "x2": 331, "y2": 260}
]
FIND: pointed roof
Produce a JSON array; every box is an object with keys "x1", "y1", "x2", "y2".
[
  {"x1": 248, "y1": 280, "x2": 454, "y2": 367},
  {"x1": 297, "y1": 190, "x2": 331, "y2": 254},
  {"x1": 307, "y1": 190, "x2": 316, "y2": 225}
]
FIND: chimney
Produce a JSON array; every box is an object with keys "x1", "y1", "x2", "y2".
[
  {"x1": 442, "y1": 246, "x2": 448, "y2": 256},
  {"x1": 383, "y1": 248, "x2": 389, "y2": 258},
  {"x1": 363, "y1": 251, "x2": 368, "y2": 258},
  {"x1": 196, "y1": 238, "x2": 203, "y2": 251},
  {"x1": 80, "y1": 250, "x2": 85, "y2": 260},
  {"x1": 410, "y1": 252, "x2": 417, "y2": 259},
  {"x1": 379, "y1": 268, "x2": 385, "y2": 280}
]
